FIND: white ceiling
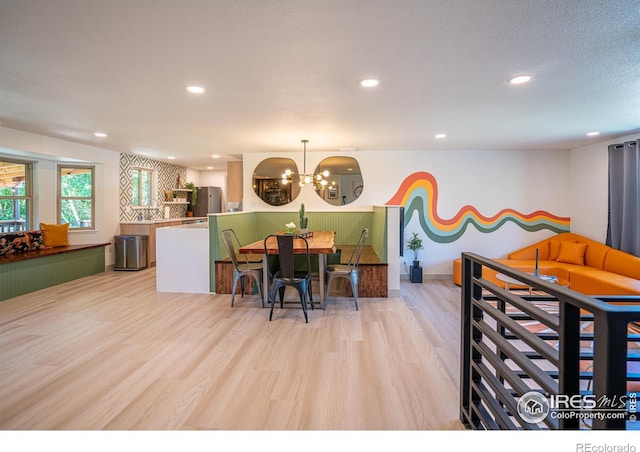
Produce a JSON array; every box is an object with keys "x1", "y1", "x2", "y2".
[{"x1": 1, "y1": 0, "x2": 639, "y2": 170}]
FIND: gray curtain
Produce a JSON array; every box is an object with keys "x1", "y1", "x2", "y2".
[{"x1": 606, "y1": 139, "x2": 640, "y2": 256}]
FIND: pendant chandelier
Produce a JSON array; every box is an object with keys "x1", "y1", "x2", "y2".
[
  {"x1": 298, "y1": 139, "x2": 313, "y2": 186},
  {"x1": 280, "y1": 139, "x2": 331, "y2": 188},
  {"x1": 281, "y1": 139, "x2": 314, "y2": 187}
]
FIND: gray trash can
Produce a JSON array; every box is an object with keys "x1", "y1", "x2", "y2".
[{"x1": 114, "y1": 235, "x2": 148, "y2": 271}]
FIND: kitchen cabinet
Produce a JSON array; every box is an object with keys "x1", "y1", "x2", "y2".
[{"x1": 119, "y1": 217, "x2": 205, "y2": 266}]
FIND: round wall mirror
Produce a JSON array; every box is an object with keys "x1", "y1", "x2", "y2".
[
  {"x1": 313, "y1": 156, "x2": 363, "y2": 206},
  {"x1": 252, "y1": 157, "x2": 301, "y2": 206}
]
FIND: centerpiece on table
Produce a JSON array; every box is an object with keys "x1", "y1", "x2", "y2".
[
  {"x1": 297, "y1": 204, "x2": 312, "y2": 237},
  {"x1": 284, "y1": 222, "x2": 297, "y2": 234}
]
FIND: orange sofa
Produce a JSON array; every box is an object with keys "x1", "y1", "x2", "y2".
[{"x1": 452, "y1": 232, "x2": 640, "y2": 295}]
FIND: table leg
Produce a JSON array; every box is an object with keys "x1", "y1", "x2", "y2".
[
  {"x1": 318, "y1": 254, "x2": 326, "y2": 309},
  {"x1": 262, "y1": 254, "x2": 269, "y2": 307}
]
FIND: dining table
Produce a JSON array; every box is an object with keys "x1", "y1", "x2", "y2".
[{"x1": 238, "y1": 230, "x2": 336, "y2": 308}]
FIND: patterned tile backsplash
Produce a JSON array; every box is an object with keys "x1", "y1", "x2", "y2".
[{"x1": 119, "y1": 153, "x2": 188, "y2": 222}]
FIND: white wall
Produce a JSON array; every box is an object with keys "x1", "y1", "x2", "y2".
[
  {"x1": 0, "y1": 127, "x2": 120, "y2": 265},
  {"x1": 244, "y1": 149, "x2": 572, "y2": 276},
  {"x1": 3, "y1": 126, "x2": 629, "y2": 277}
]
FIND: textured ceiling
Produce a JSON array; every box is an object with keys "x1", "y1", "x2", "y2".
[{"x1": 1, "y1": 0, "x2": 639, "y2": 169}]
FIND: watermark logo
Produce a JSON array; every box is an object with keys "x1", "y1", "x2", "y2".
[
  {"x1": 516, "y1": 391, "x2": 637, "y2": 424},
  {"x1": 517, "y1": 391, "x2": 550, "y2": 423}
]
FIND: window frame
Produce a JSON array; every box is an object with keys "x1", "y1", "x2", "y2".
[
  {"x1": 131, "y1": 167, "x2": 156, "y2": 208},
  {"x1": 0, "y1": 158, "x2": 33, "y2": 231},
  {"x1": 57, "y1": 164, "x2": 95, "y2": 230}
]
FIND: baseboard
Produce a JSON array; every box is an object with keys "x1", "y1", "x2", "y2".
[
  {"x1": 425, "y1": 274, "x2": 452, "y2": 280},
  {"x1": 401, "y1": 273, "x2": 452, "y2": 280}
]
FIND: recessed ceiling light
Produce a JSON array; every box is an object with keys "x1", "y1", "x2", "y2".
[
  {"x1": 94, "y1": 132, "x2": 107, "y2": 138},
  {"x1": 586, "y1": 131, "x2": 600, "y2": 137},
  {"x1": 186, "y1": 85, "x2": 205, "y2": 94},
  {"x1": 212, "y1": 154, "x2": 220, "y2": 159},
  {"x1": 168, "y1": 156, "x2": 175, "y2": 160},
  {"x1": 207, "y1": 166, "x2": 213, "y2": 170},
  {"x1": 435, "y1": 133, "x2": 447, "y2": 139},
  {"x1": 507, "y1": 74, "x2": 532, "y2": 85},
  {"x1": 359, "y1": 78, "x2": 379, "y2": 88}
]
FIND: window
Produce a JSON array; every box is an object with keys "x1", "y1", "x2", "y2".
[
  {"x1": 0, "y1": 159, "x2": 32, "y2": 232},
  {"x1": 132, "y1": 167, "x2": 155, "y2": 207},
  {"x1": 58, "y1": 165, "x2": 94, "y2": 229}
]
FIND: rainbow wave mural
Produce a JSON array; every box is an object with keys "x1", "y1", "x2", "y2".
[{"x1": 385, "y1": 171, "x2": 570, "y2": 243}]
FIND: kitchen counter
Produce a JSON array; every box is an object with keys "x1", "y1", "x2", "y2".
[
  {"x1": 119, "y1": 217, "x2": 207, "y2": 266},
  {"x1": 156, "y1": 222, "x2": 210, "y2": 293}
]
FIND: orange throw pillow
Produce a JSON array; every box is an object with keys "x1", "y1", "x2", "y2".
[
  {"x1": 40, "y1": 223, "x2": 70, "y2": 247},
  {"x1": 557, "y1": 241, "x2": 587, "y2": 266},
  {"x1": 549, "y1": 239, "x2": 576, "y2": 260}
]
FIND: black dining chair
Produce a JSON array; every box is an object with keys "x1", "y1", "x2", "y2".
[
  {"x1": 264, "y1": 233, "x2": 314, "y2": 322},
  {"x1": 325, "y1": 228, "x2": 368, "y2": 310},
  {"x1": 220, "y1": 228, "x2": 264, "y2": 307}
]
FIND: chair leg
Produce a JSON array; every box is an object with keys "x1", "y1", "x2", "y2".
[
  {"x1": 269, "y1": 283, "x2": 278, "y2": 321},
  {"x1": 324, "y1": 277, "x2": 331, "y2": 311},
  {"x1": 231, "y1": 273, "x2": 239, "y2": 307},
  {"x1": 257, "y1": 275, "x2": 264, "y2": 308},
  {"x1": 351, "y1": 274, "x2": 359, "y2": 311},
  {"x1": 308, "y1": 280, "x2": 314, "y2": 310},
  {"x1": 278, "y1": 286, "x2": 285, "y2": 308},
  {"x1": 298, "y1": 286, "x2": 309, "y2": 323}
]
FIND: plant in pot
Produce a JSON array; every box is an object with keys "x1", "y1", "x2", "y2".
[
  {"x1": 183, "y1": 182, "x2": 197, "y2": 216},
  {"x1": 407, "y1": 232, "x2": 423, "y2": 268},
  {"x1": 298, "y1": 203, "x2": 309, "y2": 234}
]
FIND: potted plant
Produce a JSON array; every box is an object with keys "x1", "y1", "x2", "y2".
[
  {"x1": 407, "y1": 232, "x2": 423, "y2": 268},
  {"x1": 184, "y1": 182, "x2": 197, "y2": 216},
  {"x1": 298, "y1": 203, "x2": 309, "y2": 234}
]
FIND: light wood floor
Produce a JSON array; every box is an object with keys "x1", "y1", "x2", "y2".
[{"x1": 0, "y1": 268, "x2": 465, "y2": 430}]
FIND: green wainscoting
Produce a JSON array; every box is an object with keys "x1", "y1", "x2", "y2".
[
  {"x1": 0, "y1": 246, "x2": 107, "y2": 301},
  {"x1": 208, "y1": 208, "x2": 391, "y2": 293}
]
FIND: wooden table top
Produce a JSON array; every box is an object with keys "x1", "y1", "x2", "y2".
[{"x1": 239, "y1": 230, "x2": 336, "y2": 255}]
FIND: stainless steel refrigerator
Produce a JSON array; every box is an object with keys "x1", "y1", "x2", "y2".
[{"x1": 193, "y1": 186, "x2": 222, "y2": 217}]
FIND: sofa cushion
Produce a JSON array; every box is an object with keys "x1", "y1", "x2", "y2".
[
  {"x1": 569, "y1": 269, "x2": 640, "y2": 295},
  {"x1": 557, "y1": 241, "x2": 587, "y2": 265},
  {"x1": 40, "y1": 223, "x2": 70, "y2": 247},
  {"x1": 548, "y1": 239, "x2": 568, "y2": 260},
  {"x1": 604, "y1": 249, "x2": 640, "y2": 280}
]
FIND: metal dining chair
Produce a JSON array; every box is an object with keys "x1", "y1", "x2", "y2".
[
  {"x1": 220, "y1": 228, "x2": 264, "y2": 307},
  {"x1": 264, "y1": 233, "x2": 314, "y2": 323},
  {"x1": 325, "y1": 228, "x2": 368, "y2": 310}
]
